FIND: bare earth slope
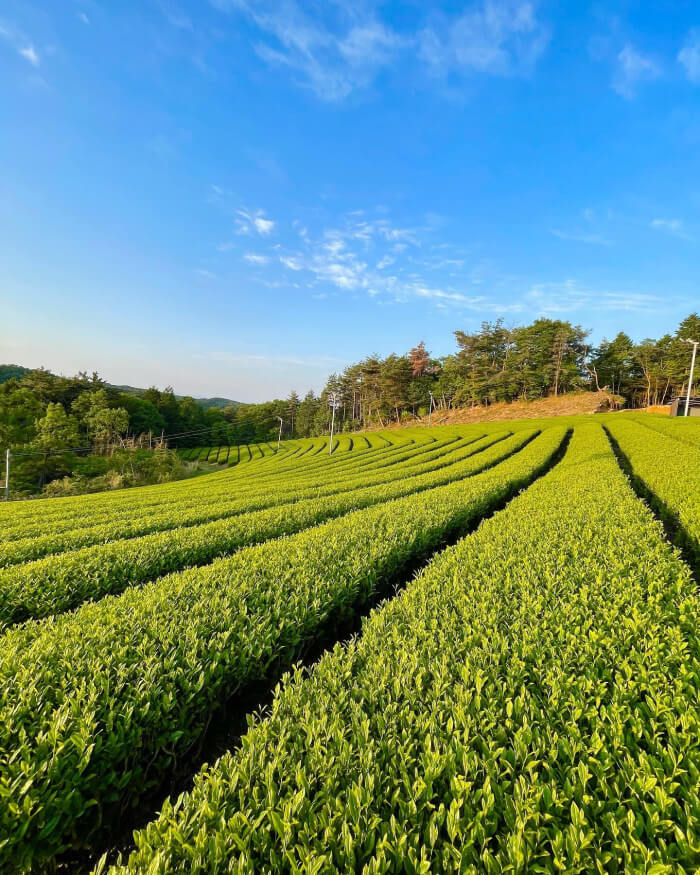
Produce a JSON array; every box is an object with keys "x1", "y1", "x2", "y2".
[{"x1": 416, "y1": 391, "x2": 623, "y2": 427}]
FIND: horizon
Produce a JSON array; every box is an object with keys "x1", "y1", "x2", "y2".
[
  {"x1": 3, "y1": 304, "x2": 697, "y2": 404},
  {"x1": 3, "y1": 1, "x2": 700, "y2": 402}
]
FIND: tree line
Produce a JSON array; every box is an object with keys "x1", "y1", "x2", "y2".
[
  {"x1": 286, "y1": 312, "x2": 699, "y2": 437},
  {"x1": 2, "y1": 311, "x2": 697, "y2": 493},
  {"x1": 141, "y1": 310, "x2": 700, "y2": 441}
]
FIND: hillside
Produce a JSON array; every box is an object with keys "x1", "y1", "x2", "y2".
[{"x1": 418, "y1": 390, "x2": 624, "y2": 427}]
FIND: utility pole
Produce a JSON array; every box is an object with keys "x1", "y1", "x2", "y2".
[
  {"x1": 276, "y1": 416, "x2": 283, "y2": 451},
  {"x1": 4, "y1": 448, "x2": 9, "y2": 501},
  {"x1": 682, "y1": 338, "x2": 698, "y2": 417},
  {"x1": 328, "y1": 392, "x2": 340, "y2": 455},
  {"x1": 428, "y1": 391, "x2": 435, "y2": 428}
]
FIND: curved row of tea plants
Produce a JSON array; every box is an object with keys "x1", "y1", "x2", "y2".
[
  {"x1": 605, "y1": 417, "x2": 700, "y2": 570},
  {"x1": 0, "y1": 431, "x2": 471, "y2": 558},
  {"x1": 0, "y1": 431, "x2": 440, "y2": 544},
  {"x1": 0, "y1": 431, "x2": 501, "y2": 625},
  {"x1": 0, "y1": 427, "x2": 437, "y2": 535},
  {"x1": 0, "y1": 431, "x2": 535, "y2": 626},
  {"x1": 0, "y1": 433, "x2": 495, "y2": 565},
  {"x1": 0, "y1": 432, "x2": 363, "y2": 527},
  {"x1": 0, "y1": 430, "x2": 436, "y2": 540},
  {"x1": 0, "y1": 428, "x2": 567, "y2": 870},
  {"x1": 629, "y1": 412, "x2": 700, "y2": 448},
  {"x1": 109, "y1": 424, "x2": 700, "y2": 874}
]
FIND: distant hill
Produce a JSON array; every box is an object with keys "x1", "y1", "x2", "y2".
[
  {"x1": 191, "y1": 396, "x2": 241, "y2": 410},
  {"x1": 0, "y1": 366, "x2": 240, "y2": 409},
  {"x1": 0, "y1": 364, "x2": 31, "y2": 384},
  {"x1": 112, "y1": 385, "x2": 240, "y2": 410}
]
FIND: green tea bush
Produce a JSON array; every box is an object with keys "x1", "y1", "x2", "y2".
[
  {"x1": 0, "y1": 428, "x2": 565, "y2": 869},
  {"x1": 110, "y1": 424, "x2": 700, "y2": 873}
]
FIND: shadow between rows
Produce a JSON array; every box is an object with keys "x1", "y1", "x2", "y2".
[{"x1": 603, "y1": 426, "x2": 699, "y2": 584}]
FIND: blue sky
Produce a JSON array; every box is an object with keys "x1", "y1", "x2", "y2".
[{"x1": 1, "y1": 0, "x2": 699, "y2": 401}]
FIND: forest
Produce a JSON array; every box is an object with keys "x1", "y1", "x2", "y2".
[{"x1": 1, "y1": 312, "x2": 697, "y2": 495}]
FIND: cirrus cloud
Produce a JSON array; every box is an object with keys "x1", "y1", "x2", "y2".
[{"x1": 210, "y1": 0, "x2": 550, "y2": 100}]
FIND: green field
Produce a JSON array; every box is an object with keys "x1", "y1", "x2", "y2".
[{"x1": 1, "y1": 413, "x2": 699, "y2": 872}]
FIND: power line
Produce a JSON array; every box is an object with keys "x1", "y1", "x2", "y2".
[{"x1": 9, "y1": 444, "x2": 94, "y2": 458}]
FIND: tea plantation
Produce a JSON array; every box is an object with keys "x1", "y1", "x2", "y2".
[{"x1": 0, "y1": 414, "x2": 698, "y2": 873}]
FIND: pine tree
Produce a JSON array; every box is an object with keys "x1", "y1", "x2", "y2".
[{"x1": 286, "y1": 391, "x2": 300, "y2": 436}]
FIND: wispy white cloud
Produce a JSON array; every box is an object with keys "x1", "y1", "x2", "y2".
[
  {"x1": 0, "y1": 20, "x2": 44, "y2": 69},
  {"x1": 550, "y1": 228, "x2": 611, "y2": 246},
  {"x1": 77, "y1": 11, "x2": 90, "y2": 25},
  {"x1": 280, "y1": 255, "x2": 304, "y2": 270},
  {"x1": 679, "y1": 30, "x2": 700, "y2": 83},
  {"x1": 650, "y1": 218, "x2": 690, "y2": 239},
  {"x1": 430, "y1": 257, "x2": 467, "y2": 270},
  {"x1": 194, "y1": 268, "x2": 216, "y2": 280},
  {"x1": 409, "y1": 285, "x2": 486, "y2": 306},
  {"x1": 212, "y1": 0, "x2": 404, "y2": 100},
  {"x1": 272, "y1": 211, "x2": 488, "y2": 307},
  {"x1": 419, "y1": 0, "x2": 549, "y2": 78},
  {"x1": 211, "y1": 0, "x2": 549, "y2": 100},
  {"x1": 526, "y1": 280, "x2": 664, "y2": 314},
  {"x1": 236, "y1": 208, "x2": 275, "y2": 235},
  {"x1": 254, "y1": 216, "x2": 274, "y2": 234},
  {"x1": 228, "y1": 201, "x2": 680, "y2": 319},
  {"x1": 243, "y1": 253, "x2": 270, "y2": 265},
  {"x1": 612, "y1": 44, "x2": 660, "y2": 98},
  {"x1": 18, "y1": 45, "x2": 39, "y2": 66}
]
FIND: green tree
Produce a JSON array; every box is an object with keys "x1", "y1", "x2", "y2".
[
  {"x1": 118, "y1": 394, "x2": 165, "y2": 438},
  {"x1": 590, "y1": 333, "x2": 635, "y2": 396},
  {"x1": 72, "y1": 390, "x2": 129, "y2": 448},
  {"x1": 35, "y1": 403, "x2": 81, "y2": 450},
  {"x1": 286, "y1": 391, "x2": 300, "y2": 436},
  {"x1": 295, "y1": 391, "x2": 319, "y2": 437},
  {"x1": 672, "y1": 313, "x2": 700, "y2": 397},
  {"x1": 17, "y1": 403, "x2": 82, "y2": 490},
  {"x1": 454, "y1": 320, "x2": 513, "y2": 405},
  {"x1": 0, "y1": 385, "x2": 43, "y2": 448},
  {"x1": 89, "y1": 406, "x2": 129, "y2": 445},
  {"x1": 380, "y1": 354, "x2": 413, "y2": 423}
]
